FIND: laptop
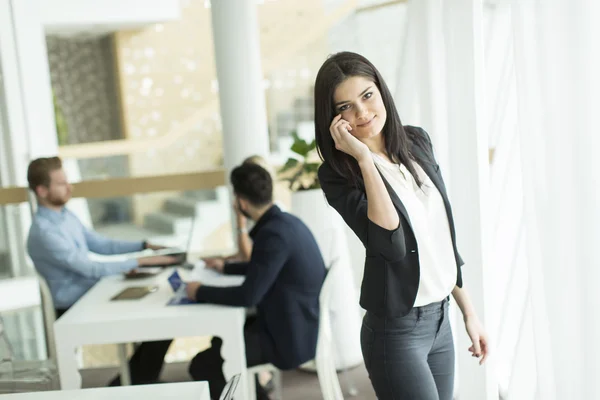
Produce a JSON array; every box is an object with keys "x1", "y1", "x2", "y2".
[
  {"x1": 139, "y1": 212, "x2": 198, "y2": 270},
  {"x1": 219, "y1": 374, "x2": 241, "y2": 400}
]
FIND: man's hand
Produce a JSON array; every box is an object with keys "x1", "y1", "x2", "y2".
[
  {"x1": 203, "y1": 257, "x2": 225, "y2": 273},
  {"x1": 232, "y1": 200, "x2": 247, "y2": 228},
  {"x1": 146, "y1": 243, "x2": 166, "y2": 250},
  {"x1": 137, "y1": 255, "x2": 178, "y2": 267},
  {"x1": 125, "y1": 269, "x2": 141, "y2": 278},
  {"x1": 186, "y1": 281, "x2": 202, "y2": 300}
]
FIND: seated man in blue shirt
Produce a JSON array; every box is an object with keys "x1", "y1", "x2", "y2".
[
  {"x1": 26, "y1": 156, "x2": 177, "y2": 386},
  {"x1": 185, "y1": 163, "x2": 327, "y2": 400}
]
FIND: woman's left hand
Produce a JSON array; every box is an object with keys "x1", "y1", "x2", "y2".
[{"x1": 464, "y1": 316, "x2": 489, "y2": 365}]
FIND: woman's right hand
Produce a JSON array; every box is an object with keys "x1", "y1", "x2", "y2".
[
  {"x1": 203, "y1": 257, "x2": 225, "y2": 273},
  {"x1": 330, "y1": 114, "x2": 370, "y2": 162}
]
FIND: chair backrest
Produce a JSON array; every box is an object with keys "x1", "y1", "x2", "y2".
[
  {"x1": 219, "y1": 373, "x2": 241, "y2": 400},
  {"x1": 316, "y1": 259, "x2": 344, "y2": 400},
  {"x1": 28, "y1": 198, "x2": 57, "y2": 362},
  {"x1": 0, "y1": 316, "x2": 14, "y2": 362},
  {"x1": 35, "y1": 274, "x2": 57, "y2": 362}
]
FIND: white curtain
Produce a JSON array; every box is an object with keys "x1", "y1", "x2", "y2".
[
  {"x1": 396, "y1": 0, "x2": 600, "y2": 398},
  {"x1": 510, "y1": 0, "x2": 600, "y2": 398},
  {"x1": 396, "y1": 1, "x2": 497, "y2": 399}
]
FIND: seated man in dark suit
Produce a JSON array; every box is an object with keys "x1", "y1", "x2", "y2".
[{"x1": 185, "y1": 163, "x2": 327, "y2": 400}]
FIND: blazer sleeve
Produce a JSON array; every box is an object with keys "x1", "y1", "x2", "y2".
[
  {"x1": 318, "y1": 163, "x2": 406, "y2": 262},
  {"x1": 195, "y1": 231, "x2": 288, "y2": 307}
]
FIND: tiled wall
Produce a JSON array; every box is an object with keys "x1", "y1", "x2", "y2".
[
  {"x1": 47, "y1": 36, "x2": 122, "y2": 144},
  {"x1": 47, "y1": 36, "x2": 132, "y2": 226}
]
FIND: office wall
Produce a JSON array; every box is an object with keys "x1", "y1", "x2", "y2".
[{"x1": 47, "y1": 36, "x2": 133, "y2": 225}]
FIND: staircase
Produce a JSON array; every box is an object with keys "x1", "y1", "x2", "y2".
[
  {"x1": 142, "y1": 187, "x2": 231, "y2": 247},
  {"x1": 95, "y1": 93, "x2": 314, "y2": 251},
  {"x1": 95, "y1": 187, "x2": 232, "y2": 254}
]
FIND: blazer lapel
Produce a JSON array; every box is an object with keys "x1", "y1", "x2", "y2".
[
  {"x1": 411, "y1": 144, "x2": 454, "y2": 226},
  {"x1": 369, "y1": 144, "x2": 453, "y2": 234},
  {"x1": 377, "y1": 170, "x2": 413, "y2": 231}
]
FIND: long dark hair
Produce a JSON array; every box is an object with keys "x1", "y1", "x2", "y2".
[{"x1": 314, "y1": 51, "x2": 427, "y2": 188}]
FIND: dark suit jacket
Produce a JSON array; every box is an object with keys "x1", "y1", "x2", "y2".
[
  {"x1": 318, "y1": 126, "x2": 464, "y2": 317},
  {"x1": 195, "y1": 205, "x2": 326, "y2": 370}
]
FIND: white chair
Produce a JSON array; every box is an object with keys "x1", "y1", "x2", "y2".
[
  {"x1": 245, "y1": 261, "x2": 348, "y2": 400},
  {"x1": 36, "y1": 273, "x2": 57, "y2": 362},
  {"x1": 220, "y1": 373, "x2": 241, "y2": 400},
  {"x1": 247, "y1": 363, "x2": 282, "y2": 400},
  {"x1": 36, "y1": 273, "x2": 132, "y2": 385},
  {"x1": 316, "y1": 260, "x2": 345, "y2": 400}
]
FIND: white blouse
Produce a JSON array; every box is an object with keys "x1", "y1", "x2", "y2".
[{"x1": 371, "y1": 153, "x2": 457, "y2": 307}]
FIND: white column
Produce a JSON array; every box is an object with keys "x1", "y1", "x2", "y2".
[
  {"x1": 577, "y1": 2, "x2": 600, "y2": 398},
  {"x1": 11, "y1": 0, "x2": 59, "y2": 160},
  {"x1": 0, "y1": 0, "x2": 36, "y2": 278},
  {"x1": 10, "y1": 0, "x2": 95, "y2": 228},
  {"x1": 442, "y1": 1, "x2": 497, "y2": 399},
  {"x1": 210, "y1": 0, "x2": 270, "y2": 173}
]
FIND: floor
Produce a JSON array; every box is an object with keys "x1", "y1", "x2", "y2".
[{"x1": 80, "y1": 361, "x2": 377, "y2": 400}]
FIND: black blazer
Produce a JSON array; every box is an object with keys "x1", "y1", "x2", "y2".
[
  {"x1": 318, "y1": 126, "x2": 464, "y2": 317},
  {"x1": 195, "y1": 205, "x2": 326, "y2": 370}
]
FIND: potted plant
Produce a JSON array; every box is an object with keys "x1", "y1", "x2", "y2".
[
  {"x1": 278, "y1": 132, "x2": 330, "y2": 247},
  {"x1": 53, "y1": 91, "x2": 69, "y2": 145},
  {"x1": 278, "y1": 131, "x2": 321, "y2": 191}
]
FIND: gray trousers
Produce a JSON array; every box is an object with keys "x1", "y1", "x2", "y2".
[{"x1": 361, "y1": 299, "x2": 454, "y2": 400}]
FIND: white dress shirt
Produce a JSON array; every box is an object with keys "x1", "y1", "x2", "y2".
[{"x1": 371, "y1": 153, "x2": 457, "y2": 307}]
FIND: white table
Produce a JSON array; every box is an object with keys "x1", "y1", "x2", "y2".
[
  {"x1": 0, "y1": 382, "x2": 209, "y2": 399},
  {"x1": 53, "y1": 267, "x2": 249, "y2": 399}
]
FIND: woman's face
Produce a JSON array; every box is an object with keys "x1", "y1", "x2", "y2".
[{"x1": 333, "y1": 76, "x2": 387, "y2": 140}]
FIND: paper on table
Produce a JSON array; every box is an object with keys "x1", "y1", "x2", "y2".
[{"x1": 189, "y1": 264, "x2": 245, "y2": 287}]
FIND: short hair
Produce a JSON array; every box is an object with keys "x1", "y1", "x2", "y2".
[
  {"x1": 27, "y1": 157, "x2": 63, "y2": 192},
  {"x1": 230, "y1": 163, "x2": 273, "y2": 207},
  {"x1": 242, "y1": 154, "x2": 276, "y2": 178}
]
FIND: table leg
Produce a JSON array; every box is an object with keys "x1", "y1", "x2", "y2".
[
  {"x1": 219, "y1": 315, "x2": 251, "y2": 400},
  {"x1": 54, "y1": 339, "x2": 81, "y2": 390},
  {"x1": 117, "y1": 343, "x2": 131, "y2": 385}
]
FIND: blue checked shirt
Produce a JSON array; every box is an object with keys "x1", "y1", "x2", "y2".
[{"x1": 27, "y1": 206, "x2": 143, "y2": 309}]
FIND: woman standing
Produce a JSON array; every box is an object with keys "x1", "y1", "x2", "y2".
[{"x1": 315, "y1": 52, "x2": 488, "y2": 399}]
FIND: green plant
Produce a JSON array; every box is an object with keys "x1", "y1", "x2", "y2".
[
  {"x1": 278, "y1": 131, "x2": 321, "y2": 191},
  {"x1": 53, "y1": 91, "x2": 69, "y2": 145}
]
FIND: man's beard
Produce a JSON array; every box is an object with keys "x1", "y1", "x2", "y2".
[{"x1": 47, "y1": 194, "x2": 68, "y2": 207}]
